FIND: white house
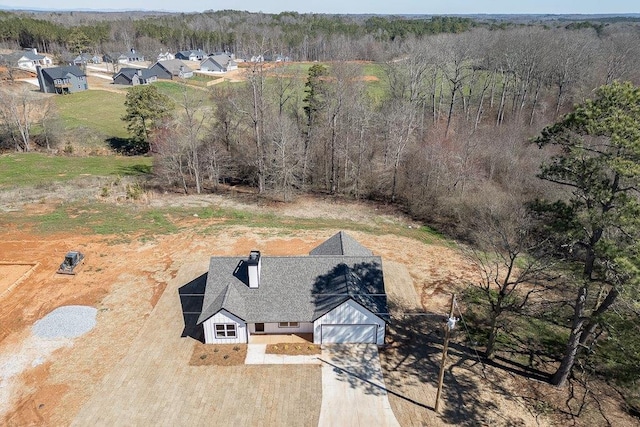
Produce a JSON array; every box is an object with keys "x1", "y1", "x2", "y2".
[
  {"x1": 16, "y1": 48, "x2": 53, "y2": 71},
  {"x1": 184, "y1": 232, "x2": 389, "y2": 345},
  {"x1": 157, "y1": 51, "x2": 175, "y2": 61}
]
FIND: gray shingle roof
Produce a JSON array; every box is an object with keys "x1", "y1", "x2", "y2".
[
  {"x1": 22, "y1": 50, "x2": 46, "y2": 61},
  {"x1": 41, "y1": 66, "x2": 86, "y2": 79},
  {"x1": 154, "y1": 59, "x2": 193, "y2": 74},
  {"x1": 178, "y1": 49, "x2": 206, "y2": 57},
  {"x1": 114, "y1": 67, "x2": 157, "y2": 80},
  {"x1": 309, "y1": 231, "x2": 374, "y2": 256},
  {"x1": 197, "y1": 243, "x2": 388, "y2": 326}
]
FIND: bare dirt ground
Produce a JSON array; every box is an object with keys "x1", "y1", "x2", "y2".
[{"x1": 0, "y1": 193, "x2": 637, "y2": 426}]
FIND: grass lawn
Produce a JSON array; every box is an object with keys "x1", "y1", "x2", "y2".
[
  {"x1": 0, "y1": 152, "x2": 152, "y2": 188},
  {"x1": 55, "y1": 89, "x2": 128, "y2": 139},
  {"x1": 152, "y1": 80, "x2": 202, "y2": 102}
]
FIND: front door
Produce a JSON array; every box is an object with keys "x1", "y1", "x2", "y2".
[{"x1": 255, "y1": 323, "x2": 264, "y2": 333}]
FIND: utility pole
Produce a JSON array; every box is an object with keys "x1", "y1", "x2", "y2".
[{"x1": 435, "y1": 293, "x2": 456, "y2": 412}]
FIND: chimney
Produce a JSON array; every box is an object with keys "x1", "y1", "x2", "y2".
[
  {"x1": 32, "y1": 48, "x2": 37, "y2": 55},
  {"x1": 137, "y1": 69, "x2": 142, "y2": 76},
  {"x1": 247, "y1": 251, "x2": 261, "y2": 289},
  {"x1": 36, "y1": 65, "x2": 46, "y2": 93}
]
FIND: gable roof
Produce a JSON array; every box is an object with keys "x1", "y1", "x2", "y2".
[
  {"x1": 152, "y1": 59, "x2": 193, "y2": 75},
  {"x1": 113, "y1": 67, "x2": 157, "y2": 81},
  {"x1": 309, "y1": 231, "x2": 374, "y2": 256},
  {"x1": 1, "y1": 50, "x2": 49, "y2": 64},
  {"x1": 41, "y1": 66, "x2": 86, "y2": 79},
  {"x1": 202, "y1": 54, "x2": 235, "y2": 68},
  {"x1": 197, "y1": 232, "x2": 388, "y2": 326},
  {"x1": 177, "y1": 49, "x2": 206, "y2": 58},
  {"x1": 21, "y1": 50, "x2": 47, "y2": 61}
]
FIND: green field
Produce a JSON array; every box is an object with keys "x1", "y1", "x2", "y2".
[
  {"x1": 152, "y1": 80, "x2": 202, "y2": 102},
  {"x1": 54, "y1": 89, "x2": 128, "y2": 138},
  {"x1": 0, "y1": 152, "x2": 152, "y2": 188}
]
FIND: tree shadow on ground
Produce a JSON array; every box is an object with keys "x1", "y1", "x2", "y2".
[
  {"x1": 107, "y1": 137, "x2": 148, "y2": 155},
  {"x1": 116, "y1": 164, "x2": 152, "y2": 176},
  {"x1": 376, "y1": 300, "x2": 541, "y2": 426},
  {"x1": 177, "y1": 273, "x2": 207, "y2": 343}
]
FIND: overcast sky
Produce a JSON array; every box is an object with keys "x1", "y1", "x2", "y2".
[{"x1": 0, "y1": 0, "x2": 637, "y2": 14}]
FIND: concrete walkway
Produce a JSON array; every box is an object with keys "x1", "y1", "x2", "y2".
[
  {"x1": 245, "y1": 344, "x2": 321, "y2": 365},
  {"x1": 318, "y1": 344, "x2": 400, "y2": 427}
]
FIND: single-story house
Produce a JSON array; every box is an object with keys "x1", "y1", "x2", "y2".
[
  {"x1": 157, "y1": 51, "x2": 175, "y2": 61},
  {"x1": 36, "y1": 65, "x2": 88, "y2": 94},
  {"x1": 103, "y1": 49, "x2": 144, "y2": 64},
  {"x1": 200, "y1": 54, "x2": 238, "y2": 73},
  {"x1": 73, "y1": 53, "x2": 102, "y2": 66},
  {"x1": 113, "y1": 68, "x2": 158, "y2": 86},
  {"x1": 184, "y1": 232, "x2": 389, "y2": 345},
  {"x1": 175, "y1": 49, "x2": 206, "y2": 62},
  {"x1": 149, "y1": 59, "x2": 194, "y2": 80},
  {"x1": 4, "y1": 48, "x2": 54, "y2": 71}
]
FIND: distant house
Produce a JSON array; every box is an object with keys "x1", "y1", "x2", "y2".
[
  {"x1": 36, "y1": 65, "x2": 88, "y2": 94},
  {"x1": 179, "y1": 232, "x2": 389, "y2": 345},
  {"x1": 157, "y1": 51, "x2": 175, "y2": 61},
  {"x1": 175, "y1": 49, "x2": 206, "y2": 62},
  {"x1": 103, "y1": 49, "x2": 144, "y2": 65},
  {"x1": 200, "y1": 54, "x2": 238, "y2": 73},
  {"x1": 73, "y1": 53, "x2": 102, "y2": 66},
  {"x1": 149, "y1": 59, "x2": 194, "y2": 80},
  {"x1": 113, "y1": 68, "x2": 158, "y2": 86},
  {"x1": 6, "y1": 48, "x2": 54, "y2": 71}
]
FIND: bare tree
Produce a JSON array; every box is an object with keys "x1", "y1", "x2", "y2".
[
  {"x1": 264, "y1": 114, "x2": 303, "y2": 202},
  {"x1": 175, "y1": 88, "x2": 210, "y2": 194},
  {"x1": 467, "y1": 205, "x2": 552, "y2": 358},
  {"x1": 0, "y1": 87, "x2": 38, "y2": 152}
]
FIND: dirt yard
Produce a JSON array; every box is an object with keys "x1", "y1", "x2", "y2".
[{"x1": 0, "y1": 194, "x2": 637, "y2": 426}]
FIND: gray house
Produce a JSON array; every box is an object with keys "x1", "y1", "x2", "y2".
[
  {"x1": 149, "y1": 59, "x2": 194, "y2": 80},
  {"x1": 73, "y1": 53, "x2": 102, "y2": 66},
  {"x1": 175, "y1": 49, "x2": 206, "y2": 61},
  {"x1": 36, "y1": 65, "x2": 88, "y2": 94},
  {"x1": 200, "y1": 54, "x2": 238, "y2": 73},
  {"x1": 181, "y1": 232, "x2": 389, "y2": 345},
  {"x1": 113, "y1": 68, "x2": 158, "y2": 86}
]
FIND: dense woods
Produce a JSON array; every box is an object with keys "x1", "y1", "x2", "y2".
[{"x1": 2, "y1": 9, "x2": 640, "y2": 413}]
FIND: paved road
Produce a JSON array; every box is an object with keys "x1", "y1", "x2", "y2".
[{"x1": 318, "y1": 344, "x2": 400, "y2": 427}]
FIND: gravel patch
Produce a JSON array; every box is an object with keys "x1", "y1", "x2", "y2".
[{"x1": 32, "y1": 305, "x2": 97, "y2": 339}]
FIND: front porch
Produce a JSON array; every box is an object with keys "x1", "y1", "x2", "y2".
[{"x1": 248, "y1": 333, "x2": 313, "y2": 344}]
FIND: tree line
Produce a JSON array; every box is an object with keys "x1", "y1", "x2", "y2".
[{"x1": 0, "y1": 9, "x2": 524, "y2": 60}]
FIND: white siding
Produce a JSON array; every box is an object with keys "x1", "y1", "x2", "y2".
[
  {"x1": 313, "y1": 299, "x2": 385, "y2": 345},
  {"x1": 248, "y1": 322, "x2": 314, "y2": 334},
  {"x1": 321, "y1": 325, "x2": 377, "y2": 344},
  {"x1": 202, "y1": 310, "x2": 247, "y2": 344}
]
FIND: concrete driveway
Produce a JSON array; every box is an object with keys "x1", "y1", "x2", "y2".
[{"x1": 318, "y1": 344, "x2": 400, "y2": 427}]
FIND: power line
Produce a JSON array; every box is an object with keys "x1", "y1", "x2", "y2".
[{"x1": 454, "y1": 299, "x2": 487, "y2": 378}]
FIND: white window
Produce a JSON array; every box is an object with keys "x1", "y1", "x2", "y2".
[
  {"x1": 215, "y1": 323, "x2": 237, "y2": 338},
  {"x1": 278, "y1": 322, "x2": 299, "y2": 328}
]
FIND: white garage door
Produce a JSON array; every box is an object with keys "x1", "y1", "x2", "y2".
[{"x1": 321, "y1": 324, "x2": 376, "y2": 344}]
